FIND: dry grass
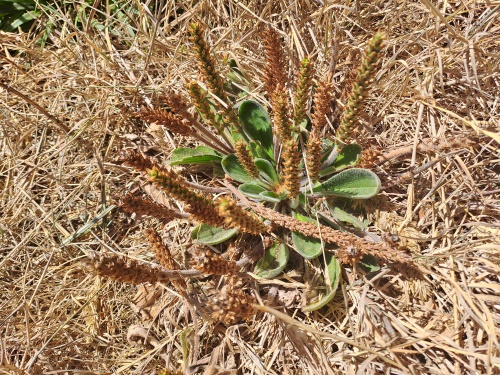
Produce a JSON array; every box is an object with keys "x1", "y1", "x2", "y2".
[{"x1": 1, "y1": 1, "x2": 499, "y2": 374}]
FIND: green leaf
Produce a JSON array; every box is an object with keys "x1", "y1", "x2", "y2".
[
  {"x1": 169, "y1": 146, "x2": 222, "y2": 165},
  {"x1": 313, "y1": 168, "x2": 381, "y2": 199},
  {"x1": 226, "y1": 59, "x2": 250, "y2": 97},
  {"x1": 228, "y1": 59, "x2": 246, "y2": 80},
  {"x1": 358, "y1": 254, "x2": 381, "y2": 273},
  {"x1": 238, "y1": 100, "x2": 274, "y2": 160},
  {"x1": 254, "y1": 158, "x2": 278, "y2": 184},
  {"x1": 329, "y1": 206, "x2": 367, "y2": 230},
  {"x1": 254, "y1": 241, "x2": 289, "y2": 279},
  {"x1": 302, "y1": 253, "x2": 341, "y2": 312},
  {"x1": 291, "y1": 214, "x2": 323, "y2": 259},
  {"x1": 320, "y1": 144, "x2": 362, "y2": 177},
  {"x1": 248, "y1": 140, "x2": 268, "y2": 160},
  {"x1": 191, "y1": 224, "x2": 238, "y2": 245},
  {"x1": 221, "y1": 154, "x2": 255, "y2": 184},
  {"x1": 259, "y1": 191, "x2": 283, "y2": 203},
  {"x1": 239, "y1": 183, "x2": 267, "y2": 200}
]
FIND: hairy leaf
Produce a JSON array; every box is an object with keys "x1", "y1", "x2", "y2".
[
  {"x1": 358, "y1": 254, "x2": 381, "y2": 273},
  {"x1": 254, "y1": 241, "x2": 289, "y2": 279},
  {"x1": 259, "y1": 191, "x2": 283, "y2": 203},
  {"x1": 320, "y1": 144, "x2": 362, "y2": 177},
  {"x1": 239, "y1": 183, "x2": 267, "y2": 200},
  {"x1": 238, "y1": 100, "x2": 274, "y2": 160},
  {"x1": 254, "y1": 158, "x2": 279, "y2": 184},
  {"x1": 329, "y1": 206, "x2": 367, "y2": 230},
  {"x1": 313, "y1": 168, "x2": 380, "y2": 198},
  {"x1": 169, "y1": 146, "x2": 222, "y2": 165},
  {"x1": 191, "y1": 224, "x2": 238, "y2": 245},
  {"x1": 303, "y1": 253, "x2": 341, "y2": 311},
  {"x1": 291, "y1": 213, "x2": 323, "y2": 259}
]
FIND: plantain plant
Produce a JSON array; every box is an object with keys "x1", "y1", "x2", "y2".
[{"x1": 118, "y1": 24, "x2": 393, "y2": 316}]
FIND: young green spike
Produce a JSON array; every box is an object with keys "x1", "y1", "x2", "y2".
[
  {"x1": 189, "y1": 22, "x2": 239, "y2": 132},
  {"x1": 293, "y1": 58, "x2": 314, "y2": 127},
  {"x1": 336, "y1": 33, "x2": 385, "y2": 148}
]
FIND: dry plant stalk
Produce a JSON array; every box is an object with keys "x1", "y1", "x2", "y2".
[{"x1": 249, "y1": 201, "x2": 412, "y2": 265}]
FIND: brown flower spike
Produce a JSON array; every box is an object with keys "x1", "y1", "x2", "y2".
[
  {"x1": 218, "y1": 198, "x2": 267, "y2": 235},
  {"x1": 147, "y1": 165, "x2": 225, "y2": 227},
  {"x1": 263, "y1": 27, "x2": 288, "y2": 101},
  {"x1": 120, "y1": 193, "x2": 185, "y2": 221},
  {"x1": 234, "y1": 140, "x2": 259, "y2": 178},
  {"x1": 281, "y1": 139, "x2": 301, "y2": 198}
]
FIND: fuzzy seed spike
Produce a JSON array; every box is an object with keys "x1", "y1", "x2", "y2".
[
  {"x1": 146, "y1": 165, "x2": 225, "y2": 227},
  {"x1": 281, "y1": 139, "x2": 301, "y2": 198},
  {"x1": 145, "y1": 229, "x2": 187, "y2": 295},
  {"x1": 189, "y1": 22, "x2": 239, "y2": 132},
  {"x1": 336, "y1": 32, "x2": 385, "y2": 148},
  {"x1": 121, "y1": 151, "x2": 155, "y2": 172},
  {"x1": 187, "y1": 81, "x2": 220, "y2": 131},
  {"x1": 263, "y1": 26, "x2": 288, "y2": 101},
  {"x1": 207, "y1": 277, "x2": 256, "y2": 325},
  {"x1": 189, "y1": 22, "x2": 227, "y2": 105},
  {"x1": 138, "y1": 107, "x2": 193, "y2": 137},
  {"x1": 120, "y1": 194, "x2": 184, "y2": 220},
  {"x1": 305, "y1": 136, "x2": 322, "y2": 183},
  {"x1": 87, "y1": 252, "x2": 176, "y2": 285},
  {"x1": 234, "y1": 140, "x2": 259, "y2": 178},
  {"x1": 293, "y1": 57, "x2": 314, "y2": 127},
  {"x1": 272, "y1": 87, "x2": 292, "y2": 143},
  {"x1": 217, "y1": 198, "x2": 266, "y2": 235},
  {"x1": 311, "y1": 79, "x2": 335, "y2": 136},
  {"x1": 191, "y1": 249, "x2": 238, "y2": 275}
]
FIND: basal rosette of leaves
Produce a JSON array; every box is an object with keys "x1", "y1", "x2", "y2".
[
  {"x1": 169, "y1": 97, "x2": 381, "y2": 311},
  {"x1": 121, "y1": 25, "x2": 388, "y2": 313}
]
